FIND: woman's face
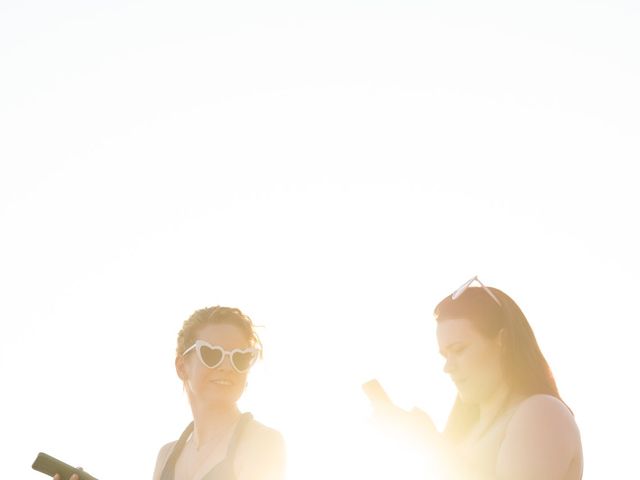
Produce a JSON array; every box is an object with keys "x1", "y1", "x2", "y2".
[
  {"x1": 437, "y1": 318, "x2": 504, "y2": 405},
  {"x1": 178, "y1": 322, "x2": 251, "y2": 408}
]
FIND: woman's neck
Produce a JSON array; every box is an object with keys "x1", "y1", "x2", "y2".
[{"x1": 190, "y1": 402, "x2": 241, "y2": 449}]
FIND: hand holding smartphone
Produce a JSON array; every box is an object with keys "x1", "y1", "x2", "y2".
[
  {"x1": 362, "y1": 379, "x2": 439, "y2": 445},
  {"x1": 32, "y1": 452, "x2": 98, "y2": 480}
]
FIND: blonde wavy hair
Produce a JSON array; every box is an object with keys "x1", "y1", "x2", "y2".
[{"x1": 176, "y1": 306, "x2": 262, "y2": 357}]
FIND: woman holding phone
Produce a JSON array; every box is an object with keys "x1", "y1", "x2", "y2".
[
  {"x1": 51, "y1": 306, "x2": 283, "y2": 480},
  {"x1": 152, "y1": 306, "x2": 285, "y2": 480},
  {"x1": 368, "y1": 277, "x2": 583, "y2": 480}
]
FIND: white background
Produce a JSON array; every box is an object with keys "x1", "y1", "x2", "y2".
[{"x1": 1, "y1": 1, "x2": 638, "y2": 479}]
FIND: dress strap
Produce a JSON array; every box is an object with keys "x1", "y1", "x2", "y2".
[
  {"x1": 224, "y1": 413, "x2": 254, "y2": 459},
  {"x1": 160, "y1": 422, "x2": 195, "y2": 480}
]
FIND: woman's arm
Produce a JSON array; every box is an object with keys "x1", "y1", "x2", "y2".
[{"x1": 496, "y1": 395, "x2": 582, "y2": 480}]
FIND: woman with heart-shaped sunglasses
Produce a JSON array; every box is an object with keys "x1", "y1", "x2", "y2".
[
  {"x1": 365, "y1": 277, "x2": 583, "y2": 480},
  {"x1": 152, "y1": 306, "x2": 285, "y2": 480}
]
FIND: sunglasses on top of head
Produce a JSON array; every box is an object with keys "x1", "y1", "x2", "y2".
[
  {"x1": 451, "y1": 275, "x2": 502, "y2": 307},
  {"x1": 182, "y1": 340, "x2": 258, "y2": 373}
]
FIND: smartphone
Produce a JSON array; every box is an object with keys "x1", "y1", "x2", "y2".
[
  {"x1": 362, "y1": 379, "x2": 394, "y2": 410},
  {"x1": 32, "y1": 452, "x2": 98, "y2": 480}
]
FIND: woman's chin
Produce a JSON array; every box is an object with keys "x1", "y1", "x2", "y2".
[
  {"x1": 457, "y1": 387, "x2": 481, "y2": 405},
  {"x1": 205, "y1": 392, "x2": 242, "y2": 409}
]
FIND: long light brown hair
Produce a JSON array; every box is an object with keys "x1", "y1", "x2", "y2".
[{"x1": 434, "y1": 286, "x2": 562, "y2": 443}]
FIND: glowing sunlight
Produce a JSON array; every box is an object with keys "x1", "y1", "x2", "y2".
[{"x1": 2, "y1": 2, "x2": 639, "y2": 480}]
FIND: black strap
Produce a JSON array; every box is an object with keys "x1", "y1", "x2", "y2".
[
  {"x1": 160, "y1": 421, "x2": 195, "y2": 480},
  {"x1": 222, "y1": 413, "x2": 253, "y2": 460}
]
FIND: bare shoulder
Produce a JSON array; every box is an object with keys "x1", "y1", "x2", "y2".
[
  {"x1": 235, "y1": 418, "x2": 286, "y2": 480},
  {"x1": 509, "y1": 394, "x2": 579, "y2": 432},
  {"x1": 152, "y1": 441, "x2": 177, "y2": 480},
  {"x1": 497, "y1": 395, "x2": 582, "y2": 480}
]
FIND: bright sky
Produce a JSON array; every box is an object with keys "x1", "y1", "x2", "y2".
[{"x1": 1, "y1": 1, "x2": 638, "y2": 479}]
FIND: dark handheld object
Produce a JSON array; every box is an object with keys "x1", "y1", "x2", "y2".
[
  {"x1": 32, "y1": 452, "x2": 98, "y2": 480},
  {"x1": 362, "y1": 379, "x2": 394, "y2": 410}
]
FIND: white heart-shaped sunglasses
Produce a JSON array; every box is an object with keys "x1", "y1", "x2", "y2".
[
  {"x1": 183, "y1": 340, "x2": 258, "y2": 373},
  {"x1": 451, "y1": 275, "x2": 502, "y2": 306}
]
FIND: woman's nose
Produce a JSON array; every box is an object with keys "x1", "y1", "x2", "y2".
[
  {"x1": 217, "y1": 353, "x2": 234, "y2": 371},
  {"x1": 443, "y1": 357, "x2": 455, "y2": 374}
]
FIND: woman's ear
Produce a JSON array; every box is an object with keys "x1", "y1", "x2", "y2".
[{"x1": 175, "y1": 355, "x2": 188, "y2": 381}]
